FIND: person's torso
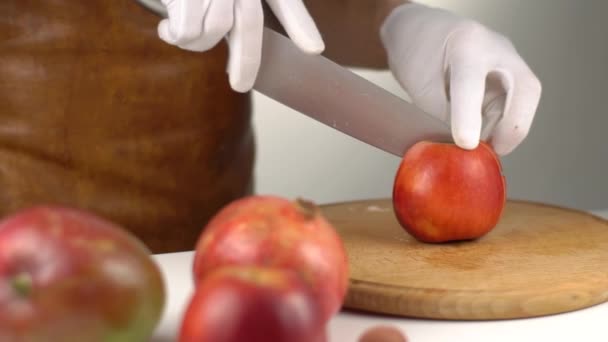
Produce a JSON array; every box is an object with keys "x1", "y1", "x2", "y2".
[{"x1": 0, "y1": 0, "x2": 255, "y2": 253}]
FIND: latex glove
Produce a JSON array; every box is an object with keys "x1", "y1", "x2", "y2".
[
  {"x1": 157, "y1": 0, "x2": 324, "y2": 93},
  {"x1": 380, "y1": 3, "x2": 542, "y2": 155}
]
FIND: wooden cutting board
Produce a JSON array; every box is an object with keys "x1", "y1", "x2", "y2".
[{"x1": 320, "y1": 199, "x2": 608, "y2": 320}]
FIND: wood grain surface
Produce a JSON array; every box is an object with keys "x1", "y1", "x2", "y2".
[{"x1": 321, "y1": 198, "x2": 608, "y2": 320}]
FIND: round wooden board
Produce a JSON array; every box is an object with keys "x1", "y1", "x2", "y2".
[{"x1": 320, "y1": 198, "x2": 608, "y2": 320}]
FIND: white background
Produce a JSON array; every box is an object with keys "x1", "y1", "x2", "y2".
[{"x1": 251, "y1": 0, "x2": 608, "y2": 211}]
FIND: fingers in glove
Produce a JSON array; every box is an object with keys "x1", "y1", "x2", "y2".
[
  {"x1": 266, "y1": 0, "x2": 324, "y2": 54},
  {"x1": 158, "y1": 0, "x2": 210, "y2": 45},
  {"x1": 480, "y1": 93, "x2": 506, "y2": 141},
  {"x1": 489, "y1": 66, "x2": 542, "y2": 155},
  {"x1": 177, "y1": 0, "x2": 235, "y2": 51},
  {"x1": 227, "y1": 0, "x2": 264, "y2": 92},
  {"x1": 449, "y1": 64, "x2": 488, "y2": 150}
]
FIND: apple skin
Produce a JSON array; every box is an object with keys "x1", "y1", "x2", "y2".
[
  {"x1": 392, "y1": 141, "x2": 506, "y2": 243},
  {"x1": 192, "y1": 195, "x2": 348, "y2": 322},
  {"x1": 0, "y1": 205, "x2": 165, "y2": 342},
  {"x1": 179, "y1": 266, "x2": 327, "y2": 342}
]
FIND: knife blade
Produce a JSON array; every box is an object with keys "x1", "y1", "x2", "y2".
[
  {"x1": 256, "y1": 28, "x2": 452, "y2": 157},
  {"x1": 135, "y1": 0, "x2": 453, "y2": 157}
]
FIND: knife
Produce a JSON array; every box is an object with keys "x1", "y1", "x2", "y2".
[{"x1": 135, "y1": 0, "x2": 453, "y2": 157}]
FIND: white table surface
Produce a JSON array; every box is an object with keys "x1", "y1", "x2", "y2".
[{"x1": 150, "y1": 209, "x2": 608, "y2": 342}]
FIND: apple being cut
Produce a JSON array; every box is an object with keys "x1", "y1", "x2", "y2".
[{"x1": 392, "y1": 141, "x2": 506, "y2": 243}]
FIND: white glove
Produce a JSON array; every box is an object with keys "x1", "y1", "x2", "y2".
[
  {"x1": 380, "y1": 3, "x2": 542, "y2": 155},
  {"x1": 157, "y1": 0, "x2": 325, "y2": 93}
]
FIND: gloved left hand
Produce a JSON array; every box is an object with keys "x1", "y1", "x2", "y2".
[
  {"x1": 157, "y1": 0, "x2": 325, "y2": 93},
  {"x1": 381, "y1": 3, "x2": 542, "y2": 156}
]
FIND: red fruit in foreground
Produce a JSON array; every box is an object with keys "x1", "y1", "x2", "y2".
[
  {"x1": 392, "y1": 141, "x2": 506, "y2": 243},
  {"x1": 193, "y1": 195, "x2": 348, "y2": 321},
  {"x1": 0, "y1": 206, "x2": 165, "y2": 342},
  {"x1": 179, "y1": 266, "x2": 327, "y2": 342}
]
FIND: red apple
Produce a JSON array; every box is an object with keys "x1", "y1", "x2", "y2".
[
  {"x1": 192, "y1": 195, "x2": 348, "y2": 322},
  {"x1": 179, "y1": 266, "x2": 327, "y2": 342},
  {"x1": 392, "y1": 141, "x2": 506, "y2": 243},
  {"x1": 0, "y1": 205, "x2": 165, "y2": 341}
]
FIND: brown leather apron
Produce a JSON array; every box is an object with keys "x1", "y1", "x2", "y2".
[{"x1": 0, "y1": 0, "x2": 255, "y2": 253}]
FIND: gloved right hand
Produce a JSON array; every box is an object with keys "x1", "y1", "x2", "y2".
[{"x1": 157, "y1": 0, "x2": 325, "y2": 93}]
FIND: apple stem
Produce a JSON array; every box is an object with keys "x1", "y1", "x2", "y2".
[
  {"x1": 294, "y1": 198, "x2": 319, "y2": 220},
  {"x1": 12, "y1": 272, "x2": 33, "y2": 298}
]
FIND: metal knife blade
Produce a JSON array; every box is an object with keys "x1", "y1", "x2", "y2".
[
  {"x1": 256, "y1": 28, "x2": 452, "y2": 157},
  {"x1": 136, "y1": 0, "x2": 453, "y2": 157}
]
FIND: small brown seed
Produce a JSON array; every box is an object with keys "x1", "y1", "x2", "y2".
[{"x1": 358, "y1": 325, "x2": 408, "y2": 342}]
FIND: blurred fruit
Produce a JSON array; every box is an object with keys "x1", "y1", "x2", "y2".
[
  {"x1": 179, "y1": 266, "x2": 327, "y2": 342},
  {"x1": 359, "y1": 325, "x2": 408, "y2": 342},
  {"x1": 193, "y1": 195, "x2": 348, "y2": 320},
  {"x1": 0, "y1": 206, "x2": 165, "y2": 341}
]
